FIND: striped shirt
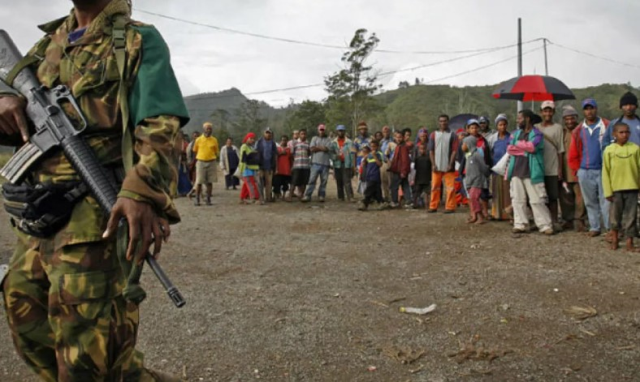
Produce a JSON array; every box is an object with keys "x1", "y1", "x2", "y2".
[{"x1": 292, "y1": 140, "x2": 311, "y2": 169}]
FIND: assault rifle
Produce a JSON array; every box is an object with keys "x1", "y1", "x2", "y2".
[{"x1": 0, "y1": 30, "x2": 185, "y2": 308}]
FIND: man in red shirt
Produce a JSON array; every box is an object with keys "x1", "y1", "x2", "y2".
[{"x1": 390, "y1": 131, "x2": 413, "y2": 208}]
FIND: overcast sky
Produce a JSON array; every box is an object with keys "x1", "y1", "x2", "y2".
[{"x1": 2, "y1": 0, "x2": 640, "y2": 107}]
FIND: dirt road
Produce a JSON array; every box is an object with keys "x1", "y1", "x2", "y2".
[{"x1": 1, "y1": 178, "x2": 640, "y2": 381}]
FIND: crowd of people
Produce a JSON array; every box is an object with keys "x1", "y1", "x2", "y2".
[{"x1": 183, "y1": 91, "x2": 640, "y2": 252}]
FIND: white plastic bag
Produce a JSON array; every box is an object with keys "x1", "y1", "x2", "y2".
[{"x1": 491, "y1": 153, "x2": 510, "y2": 176}]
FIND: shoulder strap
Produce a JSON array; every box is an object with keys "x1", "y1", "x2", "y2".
[
  {"x1": 112, "y1": 15, "x2": 133, "y2": 172},
  {"x1": 5, "y1": 37, "x2": 50, "y2": 87},
  {"x1": 542, "y1": 133, "x2": 559, "y2": 152}
]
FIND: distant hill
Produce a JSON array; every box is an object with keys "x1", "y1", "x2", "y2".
[
  {"x1": 182, "y1": 83, "x2": 636, "y2": 137},
  {"x1": 182, "y1": 88, "x2": 291, "y2": 137},
  {"x1": 371, "y1": 83, "x2": 635, "y2": 130}
]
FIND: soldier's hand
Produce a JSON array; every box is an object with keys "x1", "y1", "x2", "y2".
[
  {"x1": 0, "y1": 96, "x2": 29, "y2": 142},
  {"x1": 103, "y1": 198, "x2": 171, "y2": 264}
]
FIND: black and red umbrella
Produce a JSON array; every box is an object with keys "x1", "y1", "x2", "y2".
[{"x1": 492, "y1": 75, "x2": 575, "y2": 102}]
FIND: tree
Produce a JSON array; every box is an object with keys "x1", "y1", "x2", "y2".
[
  {"x1": 210, "y1": 108, "x2": 231, "y2": 142},
  {"x1": 398, "y1": 81, "x2": 410, "y2": 89},
  {"x1": 233, "y1": 100, "x2": 266, "y2": 141},
  {"x1": 324, "y1": 28, "x2": 382, "y2": 137},
  {"x1": 284, "y1": 100, "x2": 326, "y2": 134}
]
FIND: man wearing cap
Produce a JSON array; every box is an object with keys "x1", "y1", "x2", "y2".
[
  {"x1": 353, "y1": 121, "x2": 371, "y2": 168},
  {"x1": 257, "y1": 127, "x2": 278, "y2": 203},
  {"x1": 602, "y1": 91, "x2": 640, "y2": 150},
  {"x1": 302, "y1": 124, "x2": 332, "y2": 202},
  {"x1": 568, "y1": 98, "x2": 611, "y2": 237},
  {"x1": 506, "y1": 110, "x2": 554, "y2": 235},
  {"x1": 478, "y1": 116, "x2": 494, "y2": 138},
  {"x1": 331, "y1": 125, "x2": 356, "y2": 201},
  {"x1": 535, "y1": 100, "x2": 565, "y2": 228},
  {"x1": 193, "y1": 122, "x2": 220, "y2": 206},
  {"x1": 560, "y1": 106, "x2": 587, "y2": 231}
]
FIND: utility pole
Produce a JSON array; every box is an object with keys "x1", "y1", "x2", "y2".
[
  {"x1": 517, "y1": 18, "x2": 523, "y2": 112},
  {"x1": 543, "y1": 38, "x2": 549, "y2": 76}
]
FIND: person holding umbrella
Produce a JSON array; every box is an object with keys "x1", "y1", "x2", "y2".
[
  {"x1": 535, "y1": 101, "x2": 565, "y2": 229},
  {"x1": 506, "y1": 110, "x2": 554, "y2": 235},
  {"x1": 568, "y1": 98, "x2": 611, "y2": 237}
]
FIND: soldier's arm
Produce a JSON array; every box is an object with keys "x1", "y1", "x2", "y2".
[{"x1": 118, "y1": 25, "x2": 189, "y2": 224}]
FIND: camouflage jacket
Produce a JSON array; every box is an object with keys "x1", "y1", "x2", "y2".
[{"x1": 4, "y1": 0, "x2": 189, "y2": 245}]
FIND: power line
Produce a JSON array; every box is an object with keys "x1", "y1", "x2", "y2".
[
  {"x1": 184, "y1": 39, "x2": 543, "y2": 102},
  {"x1": 547, "y1": 41, "x2": 640, "y2": 70},
  {"x1": 185, "y1": 46, "x2": 545, "y2": 112},
  {"x1": 425, "y1": 46, "x2": 544, "y2": 84},
  {"x1": 135, "y1": 8, "x2": 536, "y2": 55},
  {"x1": 134, "y1": 9, "x2": 347, "y2": 50},
  {"x1": 378, "y1": 39, "x2": 542, "y2": 77}
]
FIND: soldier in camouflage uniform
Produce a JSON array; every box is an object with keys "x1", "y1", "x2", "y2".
[{"x1": 0, "y1": 0, "x2": 189, "y2": 381}]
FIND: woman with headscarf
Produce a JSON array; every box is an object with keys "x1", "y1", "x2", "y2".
[
  {"x1": 239, "y1": 133, "x2": 260, "y2": 204},
  {"x1": 487, "y1": 114, "x2": 512, "y2": 220}
]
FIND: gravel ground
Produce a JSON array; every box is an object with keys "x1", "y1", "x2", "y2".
[{"x1": 2, "y1": 177, "x2": 640, "y2": 381}]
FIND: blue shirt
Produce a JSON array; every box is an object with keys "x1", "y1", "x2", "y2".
[
  {"x1": 602, "y1": 116, "x2": 640, "y2": 150},
  {"x1": 354, "y1": 135, "x2": 371, "y2": 166},
  {"x1": 579, "y1": 118, "x2": 606, "y2": 170},
  {"x1": 257, "y1": 138, "x2": 276, "y2": 171},
  {"x1": 68, "y1": 28, "x2": 87, "y2": 43},
  {"x1": 380, "y1": 138, "x2": 392, "y2": 157},
  {"x1": 365, "y1": 151, "x2": 383, "y2": 182},
  {"x1": 491, "y1": 132, "x2": 511, "y2": 165}
]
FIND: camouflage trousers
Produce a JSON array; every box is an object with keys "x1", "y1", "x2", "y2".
[{"x1": 1, "y1": 231, "x2": 164, "y2": 382}]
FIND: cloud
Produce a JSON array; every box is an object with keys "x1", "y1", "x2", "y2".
[{"x1": 2, "y1": 0, "x2": 639, "y2": 107}]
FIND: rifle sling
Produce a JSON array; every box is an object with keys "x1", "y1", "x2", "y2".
[{"x1": 112, "y1": 15, "x2": 133, "y2": 173}]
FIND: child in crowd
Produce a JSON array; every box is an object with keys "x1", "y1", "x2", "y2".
[
  {"x1": 413, "y1": 143, "x2": 432, "y2": 209},
  {"x1": 239, "y1": 132, "x2": 260, "y2": 204},
  {"x1": 462, "y1": 135, "x2": 490, "y2": 224},
  {"x1": 357, "y1": 147, "x2": 368, "y2": 195},
  {"x1": 358, "y1": 141, "x2": 386, "y2": 211},
  {"x1": 291, "y1": 129, "x2": 310, "y2": 200},
  {"x1": 466, "y1": 120, "x2": 492, "y2": 219},
  {"x1": 602, "y1": 122, "x2": 640, "y2": 251},
  {"x1": 390, "y1": 130, "x2": 413, "y2": 208},
  {"x1": 274, "y1": 135, "x2": 292, "y2": 201}
]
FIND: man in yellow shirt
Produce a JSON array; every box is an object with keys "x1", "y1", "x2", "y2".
[{"x1": 193, "y1": 122, "x2": 220, "y2": 205}]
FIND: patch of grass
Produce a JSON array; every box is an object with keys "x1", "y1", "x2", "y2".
[
  {"x1": 0, "y1": 153, "x2": 11, "y2": 184},
  {"x1": 0, "y1": 153, "x2": 11, "y2": 169}
]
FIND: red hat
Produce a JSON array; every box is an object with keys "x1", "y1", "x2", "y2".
[{"x1": 243, "y1": 132, "x2": 255, "y2": 144}]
